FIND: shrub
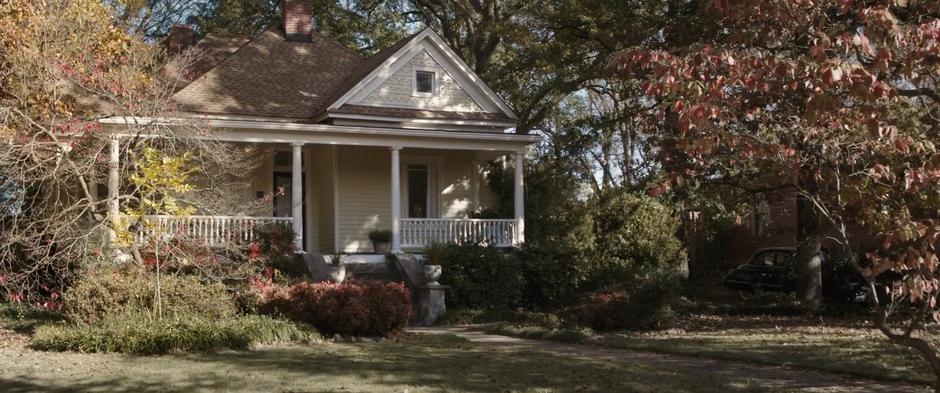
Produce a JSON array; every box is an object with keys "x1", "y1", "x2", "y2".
[
  {"x1": 30, "y1": 312, "x2": 317, "y2": 354},
  {"x1": 367, "y1": 229, "x2": 392, "y2": 243},
  {"x1": 587, "y1": 191, "x2": 687, "y2": 288},
  {"x1": 440, "y1": 308, "x2": 562, "y2": 329},
  {"x1": 258, "y1": 280, "x2": 411, "y2": 337},
  {"x1": 566, "y1": 274, "x2": 683, "y2": 331},
  {"x1": 63, "y1": 269, "x2": 236, "y2": 325},
  {"x1": 517, "y1": 243, "x2": 592, "y2": 309},
  {"x1": 425, "y1": 242, "x2": 524, "y2": 310}
]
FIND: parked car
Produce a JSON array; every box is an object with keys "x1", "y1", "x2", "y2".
[{"x1": 723, "y1": 247, "x2": 874, "y2": 303}]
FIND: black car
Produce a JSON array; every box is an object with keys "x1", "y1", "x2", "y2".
[{"x1": 723, "y1": 247, "x2": 872, "y2": 303}]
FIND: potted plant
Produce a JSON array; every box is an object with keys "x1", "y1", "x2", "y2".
[
  {"x1": 326, "y1": 253, "x2": 346, "y2": 283},
  {"x1": 368, "y1": 229, "x2": 392, "y2": 254}
]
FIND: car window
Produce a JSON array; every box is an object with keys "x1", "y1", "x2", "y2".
[
  {"x1": 752, "y1": 251, "x2": 793, "y2": 267},
  {"x1": 753, "y1": 252, "x2": 777, "y2": 267}
]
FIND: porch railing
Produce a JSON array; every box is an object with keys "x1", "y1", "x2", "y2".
[
  {"x1": 136, "y1": 215, "x2": 292, "y2": 246},
  {"x1": 400, "y1": 218, "x2": 517, "y2": 248}
]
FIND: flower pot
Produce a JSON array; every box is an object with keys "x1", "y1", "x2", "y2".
[
  {"x1": 327, "y1": 263, "x2": 346, "y2": 283},
  {"x1": 373, "y1": 241, "x2": 391, "y2": 254},
  {"x1": 424, "y1": 265, "x2": 442, "y2": 286}
]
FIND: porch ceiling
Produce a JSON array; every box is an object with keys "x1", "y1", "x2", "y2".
[{"x1": 101, "y1": 116, "x2": 540, "y2": 153}]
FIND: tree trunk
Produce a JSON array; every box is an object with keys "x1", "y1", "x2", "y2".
[{"x1": 796, "y1": 170, "x2": 823, "y2": 310}]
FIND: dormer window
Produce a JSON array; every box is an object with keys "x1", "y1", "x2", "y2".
[{"x1": 414, "y1": 69, "x2": 436, "y2": 96}]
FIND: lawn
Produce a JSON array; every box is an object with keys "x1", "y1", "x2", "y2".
[
  {"x1": 0, "y1": 302, "x2": 779, "y2": 393},
  {"x1": 489, "y1": 312, "x2": 933, "y2": 386},
  {"x1": 0, "y1": 333, "x2": 784, "y2": 393}
]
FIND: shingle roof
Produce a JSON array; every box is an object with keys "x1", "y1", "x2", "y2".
[
  {"x1": 318, "y1": 31, "x2": 423, "y2": 112},
  {"x1": 170, "y1": 28, "x2": 515, "y2": 125},
  {"x1": 330, "y1": 104, "x2": 514, "y2": 122},
  {"x1": 171, "y1": 28, "x2": 363, "y2": 118}
]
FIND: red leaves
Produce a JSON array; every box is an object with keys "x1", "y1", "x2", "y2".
[{"x1": 820, "y1": 66, "x2": 843, "y2": 85}]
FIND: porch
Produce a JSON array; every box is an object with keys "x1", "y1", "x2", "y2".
[
  {"x1": 136, "y1": 215, "x2": 520, "y2": 249},
  {"x1": 105, "y1": 120, "x2": 537, "y2": 252}
]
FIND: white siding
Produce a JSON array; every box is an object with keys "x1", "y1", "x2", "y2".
[
  {"x1": 337, "y1": 146, "x2": 392, "y2": 253},
  {"x1": 355, "y1": 50, "x2": 484, "y2": 112}
]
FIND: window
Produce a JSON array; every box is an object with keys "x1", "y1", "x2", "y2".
[
  {"x1": 750, "y1": 195, "x2": 771, "y2": 238},
  {"x1": 414, "y1": 70, "x2": 435, "y2": 95},
  {"x1": 407, "y1": 165, "x2": 429, "y2": 218}
]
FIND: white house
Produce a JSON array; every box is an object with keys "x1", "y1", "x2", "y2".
[{"x1": 101, "y1": 0, "x2": 538, "y2": 255}]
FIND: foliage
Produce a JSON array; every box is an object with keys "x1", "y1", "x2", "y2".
[
  {"x1": 425, "y1": 242, "x2": 525, "y2": 310},
  {"x1": 30, "y1": 312, "x2": 317, "y2": 354},
  {"x1": 257, "y1": 281, "x2": 412, "y2": 337},
  {"x1": 614, "y1": 0, "x2": 940, "y2": 385},
  {"x1": 189, "y1": 0, "x2": 410, "y2": 54},
  {"x1": 63, "y1": 268, "x2": 236, "y2": 325},
  {"x1": 367, "y1": 229, "x2": 392, "y2": 243},
  {"x1": 516, "y1": 244, "x2": 592, "y2": 309},
  {"x1": 587, "y1": 190, "x2": 687, "y2": 288},
  {"x1": 0, "y1": 302, "x2": 66, "y2": 334},
  {"x1": 439, "y1": 308, "x2": 562, "y2": 329},
  {"x1": 0, "y1": 0, "x2": 263, "y2": 305},
  {"x1": 251, "y1": 223, "x2": 299, "y2": 279},
  {"x1": 565, "y1": 275, "x2": 683, "y2": 332}
]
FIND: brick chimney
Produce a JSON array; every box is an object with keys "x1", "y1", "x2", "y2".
[
  {"x1": 167, "y1": 24, "x2": 195, "y2": 53},
  {"x1": 282, "y1": 0, "x2": 312, "y2": 42}
]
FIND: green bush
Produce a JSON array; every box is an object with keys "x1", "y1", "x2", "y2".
[
  {"x1": 0, "y1": 302, "x2": 66, "y2": 333},
  {"x1": 367, "y1": 229, "x2": 392, "y2": 243},
  {"x1": 30, "y1": 312, "x2": 317, "y2": 354},
  {"x1": 517, "y1": 243, "x2": 592, "y2": 309},
  {"x1": 440, "y1": 308, "x2": 562, "y2": 329},
  {"x1": 426, "y1": 242, "x2": 524, "y2": 310},
  {"x1": 63, "y1": 269, "x2": 236, "y2": 325},
  {"x1": 587, "y1": 191, "x2": 687, "y2": 288}
]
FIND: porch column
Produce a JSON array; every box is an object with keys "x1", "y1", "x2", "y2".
[
  {"x1": 107, "y1": 136, "x2": 120, "y2": 242},
  {"x1": 291, "y1": 143, "x2": 304, "y2": 251},
  {"x1": 390, "y1": 147, "x2": 402, "y2": 252},
  {"x1": 513, "y1": 151, "x2": 525, "y2": 245}
]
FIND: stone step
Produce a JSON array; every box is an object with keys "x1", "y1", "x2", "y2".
[{"x1": 344, "y1": 260, "x2": 403, "y2": 282}]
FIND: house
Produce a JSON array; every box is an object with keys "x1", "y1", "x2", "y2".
[{"x1": 100, "y1": 0, "x2": 539, "y2": 256}]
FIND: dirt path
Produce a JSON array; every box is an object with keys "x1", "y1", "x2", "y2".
[{"x1": 411, "y1": 326, "x2": 931, "y2": 393}]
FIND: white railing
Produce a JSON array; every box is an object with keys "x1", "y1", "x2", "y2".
[
  {"x1": 136, "y1": 215, "x2": 292, "y2": 246},
  {"x1": 400, "y1": 218, "x2": 517, "y2": 248}
]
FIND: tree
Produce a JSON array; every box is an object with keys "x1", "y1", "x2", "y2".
[
  {"x1": 0, "y1": 0, "x2": 260, "y2": 304},
  {"x1": 615, "y1": 0, "x2": 940, "y2": 388},
  {"x1": 189, "y1": 0, "x2": 410, "y2": 54}
]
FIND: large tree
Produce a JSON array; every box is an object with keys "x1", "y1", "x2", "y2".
[
  {"x1": 616, "y1": 0, "x2": 940, "y2": 388},
  {"x1": 0, "y1": 0, "x2": 260, "y2": 303}
]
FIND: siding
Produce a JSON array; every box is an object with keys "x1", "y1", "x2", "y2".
[
  {"x1": 337, "y1": 146, "x2": 392, "y2": 253},
  {"x1": 355, "y1": 49, "x2": 484, "y2": 112},
  {"x1": 334, "y1": 147, "x2": 502, "y2": 252},
  {"x1": 311, "y1": 145, "x2": 337, "y2": 253}
]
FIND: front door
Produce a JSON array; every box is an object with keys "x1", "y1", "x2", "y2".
[
  {"x1": 273, "y1": 171, "x2": 306, "y2": 251},
  {"x1": 407, "y1": 165, "x2": 430, "y2": 218}
]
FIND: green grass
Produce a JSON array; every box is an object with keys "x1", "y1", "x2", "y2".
[
  {"x1": 488, "y1": 323, "x2": 932, "y2": 386},
  {"x1": 0, "y1": 332, "x2": 781, "y2": 392},
  {"x1": 30, "y1": 313, "x2": 319, "y2": 354},
  {"x1": 0, "y1": 302, "x2": 66, "y2": 333}
]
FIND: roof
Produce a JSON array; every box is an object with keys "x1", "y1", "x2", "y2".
[
  {"x1": 320, "y1": 31, "x2": 423, "y2": 111},
  {"x1": 330, "y1": 104, "x2": 514, "y2": 123},
  {"x1": 171, "y1": 28, "x2": 363, "y2": 118},
  {"x1": 169, "y1": 27, "x2": 517, "y2": 125}
]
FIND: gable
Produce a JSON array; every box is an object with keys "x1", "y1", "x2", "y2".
[
  {"x1": 325, "y1": 29, "x2": 517, "y2": 123},
  {"x1": 354, "y1": 49, "x2": 484, "y2": 112}
]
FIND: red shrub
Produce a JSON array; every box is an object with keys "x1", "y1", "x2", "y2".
[{"x1": 258, "y1": 281, "x2": 411, "y2": 337}]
